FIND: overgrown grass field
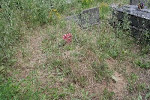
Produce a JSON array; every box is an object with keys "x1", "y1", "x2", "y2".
[{"x1": 0, "y1": 0, "x2": 150, "y2": 100}]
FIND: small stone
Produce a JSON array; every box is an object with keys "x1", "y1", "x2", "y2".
[{"x1": 112, "y1": 75, "x2": 119, "y2": 83}]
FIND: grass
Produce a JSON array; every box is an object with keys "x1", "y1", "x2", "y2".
[{"x1": 0, "y1": 0, "x2": 150, "y2": 100}]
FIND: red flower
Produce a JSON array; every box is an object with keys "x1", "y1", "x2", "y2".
[{"x1": 63, "y1": 33, "x2": 72, "y2": 43}]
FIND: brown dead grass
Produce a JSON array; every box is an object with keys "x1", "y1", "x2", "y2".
[
  {"x1": 61, "y1": 47, "x2": 128, "y2": 99},
  {"x1": 15, "y1": 27, "x2": 47, "y2": 79}
]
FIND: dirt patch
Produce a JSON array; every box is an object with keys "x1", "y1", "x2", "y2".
[
  {"x1": 28, "y1": 32, "x2": 46, "y2": 68},
  {"x1": 108, "y1": 72, "x2": 127, "y2": 99},
  {"x1": 15, "y1": 28, "x2": 47, "y2": 79},
  {"x1": 105, "y1": 58, "x2": 117, "y2": 69},
  {"x1": 86, "y1": 71, "x2": 127, "y2": 100},
  {"x1": 62, "y1": 49, "x2": 128, "y2": 99}
]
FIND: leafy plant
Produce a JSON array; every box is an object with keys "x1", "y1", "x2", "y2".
[
  {"x1": 135, "y1": 59, "x2": 150, "y2": 69},
  {"x1": 145, "y1": 92, "x2": 150, "y2": 100},
  {"x1": 80, "y1": 0, "x2": 93, "y2": 8},
  {"x1": 101, "y1": 88, "x2": 115, "y2": 100},
  {"x1": 127, "y1": 73, "x2": 139, "y2": 93},
  {"x1": 137, "y1": 93, "x2": 143, "y2": 100},
  {"x1": 92, "y1": 62, "x2": 113, "y2": 81}
]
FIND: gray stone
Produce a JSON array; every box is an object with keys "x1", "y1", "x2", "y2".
[
  {"x1": 79, "y1": 7, "x2": 100, "y2": 28},
  {"x1": 113, "y1": 5, "x2": 150, "y2": 27},
  {"x1": 112, "y1": 5, "x2": 150, "y2": 43},
  {"x1": 111, "y1": 75, "x2": 119, "y2": 83},
  {"x1": 66, "y1": 7, "x2": 100, "y2": 28}
]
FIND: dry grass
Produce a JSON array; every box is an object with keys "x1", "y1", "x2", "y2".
[{"x1": 13, "y1": 19, "x2": 150, "y2": 99}]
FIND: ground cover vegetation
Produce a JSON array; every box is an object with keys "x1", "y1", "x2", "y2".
[{"x1": 0, "y1": 0, "x2": 150, "y2": 99}]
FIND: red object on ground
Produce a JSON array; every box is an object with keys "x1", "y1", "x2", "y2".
[{"x1": 63, "y1": 33, "x2": 72, "y2": 43}]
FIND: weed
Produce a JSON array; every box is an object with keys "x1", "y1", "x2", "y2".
[
  {"x1": 135, "y1": 59, "x2": 150, "y2": 69},
  {"x1": 137, "y1": 83, "x2": 146, "y2": 92},
  {"x1": 99, "y1": 2, "x2": 110, "y2": 19},
  {"x1": 80, "y1": 0, "x2": 94, "y2": 8},
  {"x1": 141, "y1": 45, "x2": 150, "y2": 54},
  {"x1": 145, "y1": 92, "x2": 150, "y2": 100},
  {"x1": 92, "y1": 61, "x2": 113, "y2": 81},
  {"x1": 127, "y1": 73, "x2": 139, "y2": 93},
  {"x1": 81, "y1": 89, "x2": 91, "y2": 100},
  {"x1": 97, "y1": 27, "x2": 123, "y2": 59},
  {"x1": 46, "y1": 88, "x2": 66, "y2": 100},
  {"x1": 100, "y1": 88, "x2": 115, "y2": 100},
  {"x1": 122, "y1": 13, "x2": 131, "y2": 32},
  {"x1": 137, "y1": 93, "x2": 143, "y2": 100}
]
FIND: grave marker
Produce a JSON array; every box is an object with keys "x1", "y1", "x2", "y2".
[
  {"x1": 66, "y1": 7, "x2": 100, "y2": 28},
  {"x1": 79, "y1": 7, "x2": 100, "y2": 28},
  {"x1": 112, "y1": 5, "x2": 150, "y2": 43}
]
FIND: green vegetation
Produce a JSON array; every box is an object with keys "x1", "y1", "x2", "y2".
[
  {"x1": 0, "y1": 0, "x2": 150, "y2": 99},
  {"x1": 99, "y1": 2, "x2": 110, "y2": 19}
]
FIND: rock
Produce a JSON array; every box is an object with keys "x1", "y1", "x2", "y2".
[
  {"x1": 79, "y1": 7, "x2": 100, "y2": 28},
  {"x1": 66, "y1": 7, "x2": 100, "y2": 29},
  {"x1": 113, "y1": 5, "x2": 150, "y2": 28},
  {"x1": 112, "y1": 75, "x2": 119, "y2": 83},
  {"x1": 111, "y1": 5, "x2": 150, "y2": 43}
]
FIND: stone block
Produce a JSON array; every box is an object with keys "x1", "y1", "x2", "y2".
[
  {"x1": 112, "y1": 5, "x2": 150, "y2": 43},
  {"x1": 79, "y1": 7, "x2": 100, "y2": 28},
  {"x1": 66, "y1": 7, "x2": 100, "y2": 28}
]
